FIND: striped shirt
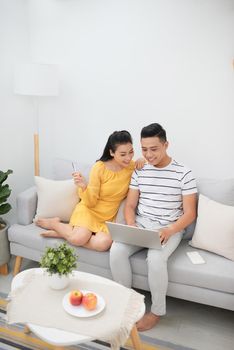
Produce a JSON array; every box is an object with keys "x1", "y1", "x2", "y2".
[{"x1": 129, "y1": 159, "x2": 197, "y2": 225}]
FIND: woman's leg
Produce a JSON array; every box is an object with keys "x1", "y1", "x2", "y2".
[
  {"x1": 36, "y1": 217, "x2": 71, "y2": 235},
  {"x1": 36, "y1": 217, "x2": 93, "y2": 246},
  {"x1": 84, "y1": 232, "x2": 113, "y2": 252},
  {"x1": 36, "y1": 217, "x2": 111, "y2": 251}
]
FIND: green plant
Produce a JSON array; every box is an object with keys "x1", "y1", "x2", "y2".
[
  {"x1": 40, "y1": 243, "x2": 78, "y2": 276},
  {"x1": 0, "y1": 169, "x2": 13, "y2": 230}
]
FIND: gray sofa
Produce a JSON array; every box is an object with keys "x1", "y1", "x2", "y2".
[{"x1": 8, "y1": 160, "x2": 234, "y2": 311}]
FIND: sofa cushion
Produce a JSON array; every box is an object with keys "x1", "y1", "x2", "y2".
[
  {"x1": 34, "y1": 176, "x2": 78, "y2": 222},
  {"x1": 167, "y1": 240, "x2": 234, "y2": 293},
  {"x1": 8, "y1": 224, "x2": 234, "y2": 293},
  {"x1": 8, "y1": 224, "x2": 110, "y2": 269},
  {"x1": 183, "y1": 178, "x2": 234, "y2": 240},
  {"x1": 128, "y1": 240, "x2": 234, "y2": 293},
  {"x1": 8, "y1": 224, "x2": 60, "y2": 256},
  {"x1": 189, "y1": 195, "x2": 234, "y2": 261}
]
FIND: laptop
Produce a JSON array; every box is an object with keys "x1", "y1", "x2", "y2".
[{"x1": 106, "y1": 222, "x2": 163, "y2": 249}]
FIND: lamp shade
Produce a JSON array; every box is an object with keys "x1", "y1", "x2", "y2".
[{"x1": 14, "y1": 63, "x2": 59, "y2": 96}]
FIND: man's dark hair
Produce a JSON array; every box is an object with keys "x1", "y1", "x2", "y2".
[{"x1": 141, "y1": 123, "x2": 167, "y2": 143}]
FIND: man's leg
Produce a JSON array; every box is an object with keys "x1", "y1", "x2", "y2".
[
  {"x1": 110, "y1": 242, "x2": 142, "y2": 287},
  {"x1": 137, "y1": 231, "x2": 183, "y2": 331},
  {"x1": 148, "y1": 232, "x2": 183, "y2": 315}
]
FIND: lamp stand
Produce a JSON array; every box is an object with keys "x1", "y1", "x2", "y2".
[
  {"x1": 33, "y1": 97, "x2": 40, "y2": 176},
  {"x1": 14, "y1": 63, "x2": 59, "y2": 178},
  {"x1": 34, "y1": 133, "x2": 40, "y2": 176}
]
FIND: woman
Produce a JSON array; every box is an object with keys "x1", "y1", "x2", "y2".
[{"x1": 36, "y1": 130, "x2": 143, "y2": 251}]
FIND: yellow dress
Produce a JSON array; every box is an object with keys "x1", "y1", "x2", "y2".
[{"x1": 69, "y1": 160, "x2": 135, "y2": 233}]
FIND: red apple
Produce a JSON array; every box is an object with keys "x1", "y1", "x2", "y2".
[
  {"x1": 82, "y1": 292, "x2": 97, "y2": 310},
  {"x1": 69, "y1": 290, "x2": 83, "y2": 306}
]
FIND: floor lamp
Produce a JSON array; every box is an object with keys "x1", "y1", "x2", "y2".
[{"x1": 14, "y1": 63, "x2": 59, "y2": 176}]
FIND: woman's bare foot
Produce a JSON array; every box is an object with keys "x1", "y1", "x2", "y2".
[
  {"x1": 35, "y1": 217, "x2": 60, "y2": 230},
  {"x1": 40, "y1": 230, "x2": 61, "y2": 238},
  {"x1": 136, "y1": 312, "x2": 160, "y2": 331}
]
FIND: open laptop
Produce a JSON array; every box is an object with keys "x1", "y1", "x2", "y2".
[{"x1": 106, "y1": 222, "x2": 163, "y2": 249}]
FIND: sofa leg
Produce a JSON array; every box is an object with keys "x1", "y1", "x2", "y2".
[
  {"x1": 0, "y1": 263, "x2": 8, "y2": 275},
  {"x1": 13, "y1": 256, "x2": 23, "y2": 276}
]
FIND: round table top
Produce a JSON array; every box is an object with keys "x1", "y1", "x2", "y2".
[{"x1": 11, "y1": 268, "x2": 145, "y2": 347}]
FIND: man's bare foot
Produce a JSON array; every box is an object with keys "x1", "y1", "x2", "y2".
[
  {"x1": 40, "y1": 230, "x2": 61, "y2": 238},
  {"x1": 35, "y1": 217, "x2": 60, "y2": 230},
  {"x1": 136, "y1": 312, "x2": 160, "y2": 331}
]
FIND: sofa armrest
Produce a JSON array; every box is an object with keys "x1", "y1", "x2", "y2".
[{"x1": 17, "y1": 186, "x2": 37, "y2": 225}]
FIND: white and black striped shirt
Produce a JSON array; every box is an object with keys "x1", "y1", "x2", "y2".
[{"x1": 129, "y1": 159, "x2": 197, "y2": 225}]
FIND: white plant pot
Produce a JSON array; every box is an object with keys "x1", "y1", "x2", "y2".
[{"x1": 48, "y1": 273, "x2": 70, "y2": 290}]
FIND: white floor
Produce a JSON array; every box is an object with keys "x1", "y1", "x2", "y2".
[{"x1": 1, "y1": 257, "x2": 234, "y2": 350}]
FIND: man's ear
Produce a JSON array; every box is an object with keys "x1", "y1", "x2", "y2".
[{"x1": 164, "y1": 141, "x2": 169, "y2": 150}]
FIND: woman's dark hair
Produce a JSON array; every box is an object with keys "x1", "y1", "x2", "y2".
[
  {"x1": 98, "y1": 130, "x2": 133, "y2": 161},
  {"x1": 141, "y1": 123, "x2": 167, "y2": 143}
]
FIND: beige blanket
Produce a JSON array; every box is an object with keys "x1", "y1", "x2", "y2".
[{"x1": 7, "y1": 271, "x2": 144, "y2": 350}]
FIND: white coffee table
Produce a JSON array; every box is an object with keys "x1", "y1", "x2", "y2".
[{"x1": 11, "y1": 268, "x2": 145, "y2": 350}]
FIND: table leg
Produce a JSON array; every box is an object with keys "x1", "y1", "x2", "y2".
[
  {"x1": 23, "y1": 326, "x2": 65, "y2": 350},
  {"x1": 130, "y1": 324, "x2": 142, "y2": 350}
]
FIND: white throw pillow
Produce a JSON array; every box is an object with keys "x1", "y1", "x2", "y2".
[
  {"x1": 189, "y1": 194, "x2": 234, "y2": 261},
  {"x1": 34, "y1": 176, "x2": 79, "y2": 222}
]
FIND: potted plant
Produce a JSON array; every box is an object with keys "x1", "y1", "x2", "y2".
[
  {"x1": 0, "y1": 169, "x2": 13, "y2": 274},
  {"x1": 0, "y1": 169, "x2": 13, "y2": 229},
  {"x1": 40, "y1": 242, "x2": 78, "y2": 290}
]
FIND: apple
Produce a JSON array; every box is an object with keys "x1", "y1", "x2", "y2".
[
  {"x1": 69, "y1": 290, "x2": 83, "y2": 306},
  {"x1": 82, "y1": 292, "x2": 98, "y2": 310}
]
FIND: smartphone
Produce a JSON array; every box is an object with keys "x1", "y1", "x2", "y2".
[{"x1": 72, "y1": 162, "x2": 77, "y2": 172}]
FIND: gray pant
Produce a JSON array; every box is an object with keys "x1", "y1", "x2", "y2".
[{"x1": 110, "y1": 216, "x2": 183, "y2": 315}]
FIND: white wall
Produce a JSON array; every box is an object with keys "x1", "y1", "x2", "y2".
[
  {"x1": 29, "y1": 0, "x2": 234, "y2": 178},
  {"x1": 0, "y1": 0, "x2": 33, "y2": 223},
  {"x1": 1, "y1": 0, "x2": 234, "y2": 223}
]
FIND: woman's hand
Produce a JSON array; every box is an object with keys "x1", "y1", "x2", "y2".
[
  {"x1": 72, "y1": 172, "x2": 87, "y2": 191},
  {"x1": 135, "y1": 157, "x2": 146, "y2": 170}
]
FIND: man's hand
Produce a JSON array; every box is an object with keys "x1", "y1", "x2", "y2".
[
  {"x1": 72, "y1": 172, "x2": 87, "y2": 191},
  {"x1": 158, "y1": 194, "x2": 197, "y2": 245},
  {"x1": 159, "y1": 226, "x2": 174, "y2": 245},
  {"x1": 127, "y1": 222, "x2": 137, "y2": 227}
]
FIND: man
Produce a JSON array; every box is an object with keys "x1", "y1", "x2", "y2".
[{"x1": 110, "y1": 123, "x2": 197, "y2": 331}]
